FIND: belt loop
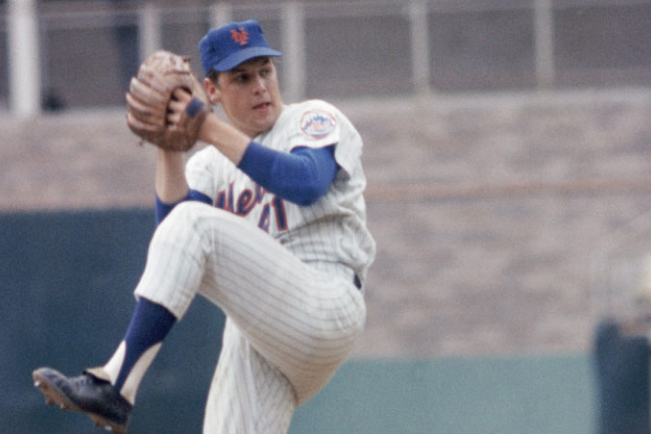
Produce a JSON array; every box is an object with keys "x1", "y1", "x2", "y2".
[{"x1": 354, "y1": 274, "x2": 362, "y2": 290}]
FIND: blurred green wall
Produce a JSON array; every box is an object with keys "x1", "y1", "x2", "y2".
[
  {"x1": 1, "y1": 209, "x2": 595, "y2": 434},
  {"x1": 292, "y1": 355, "x2": 594, "y2": 434}
]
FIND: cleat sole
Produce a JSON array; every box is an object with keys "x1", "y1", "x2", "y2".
[
  {"x1": 32, "y1": 370, "x2": 79, "y2": 413},
  {"x1": 89, "y1": 414, "x2": 126, "y2": 434},
  {"x1": 32, "y1": 368, "x2": 127, "y2": 434}
]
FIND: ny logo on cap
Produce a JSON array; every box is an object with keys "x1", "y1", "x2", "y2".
[{"x1": 230, "y1": 27, "x2": 249, "y2": 46}]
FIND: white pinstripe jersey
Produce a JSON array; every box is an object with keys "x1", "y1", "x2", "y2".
[{"x1": 185, "y1": 99, "x2": 376, "y2": 283}]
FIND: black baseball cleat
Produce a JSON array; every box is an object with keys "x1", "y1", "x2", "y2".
[{"x1": 32, "y1": 367, "x2": 132, "y2": 434}]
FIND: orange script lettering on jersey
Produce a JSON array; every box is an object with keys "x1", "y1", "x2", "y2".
[{"x1": 215, "y1": 183, "x2": 288, "y2": 233}]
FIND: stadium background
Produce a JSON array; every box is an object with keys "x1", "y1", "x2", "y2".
[{"x1": 2, "y1": 0, "x2": 651, "y2": 432}]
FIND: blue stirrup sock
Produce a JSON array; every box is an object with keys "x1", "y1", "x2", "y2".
[{"x1": 98, "y1": 298, "x2": 176, "y2": 404}]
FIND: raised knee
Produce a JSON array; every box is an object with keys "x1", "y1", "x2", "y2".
[{"x1": 164, "y1": 201, "x2": 207, "y2": 225}]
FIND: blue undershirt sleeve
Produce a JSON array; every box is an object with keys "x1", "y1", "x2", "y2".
[
  {"x1": 237, "y1": 141, "x2": 338, "y2": 206},
  {"x1": 155, "y1": 189, "x2": 212, "y2": 225}
]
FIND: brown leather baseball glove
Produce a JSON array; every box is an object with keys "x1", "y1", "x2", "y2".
[{"x1": 126, "y1": 50, "x2": 212, "y2": 152}]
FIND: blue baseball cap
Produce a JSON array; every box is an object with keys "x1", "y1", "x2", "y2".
[{"x1": 199, "y1": 20, "x2": 282, "y2": 75}]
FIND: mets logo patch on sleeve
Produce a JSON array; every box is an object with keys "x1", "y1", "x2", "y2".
[{"x1": 300, "y1": 110, "x2": 337, "y2": 140}]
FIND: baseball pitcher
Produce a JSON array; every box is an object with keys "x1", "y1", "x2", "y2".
[{"x1": 32, "y1": 19, "x2": 375, "y2": 434}]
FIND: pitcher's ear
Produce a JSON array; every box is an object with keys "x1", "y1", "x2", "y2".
[{"x1": 203, "y1": 77, "x2": 221, "y2": 104}]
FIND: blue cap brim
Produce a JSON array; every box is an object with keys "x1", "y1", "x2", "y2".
[{"x1": 212, "y1": 47, "x2": 282, "y2": 72}]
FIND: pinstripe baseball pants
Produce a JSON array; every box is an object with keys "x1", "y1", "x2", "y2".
[{"x1": 133, "y1": 202, "x2": 366, "y2": 434}]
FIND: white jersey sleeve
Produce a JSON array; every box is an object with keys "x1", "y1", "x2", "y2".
[{"x1": 281, "y1": 100, "x2": 360, "y2": 177}]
